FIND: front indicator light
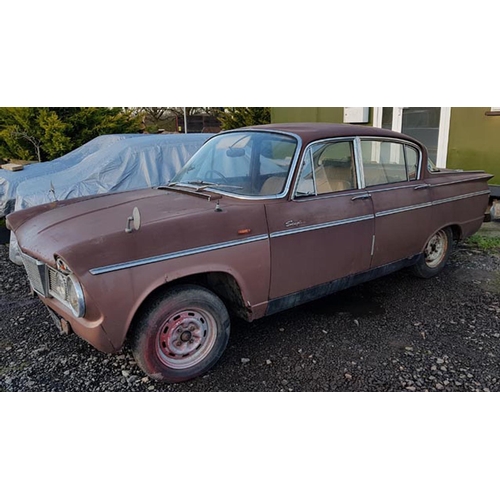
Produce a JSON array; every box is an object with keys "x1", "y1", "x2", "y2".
[{"x1": 56, "y1": 257, "x2": 71, "y2": 273}]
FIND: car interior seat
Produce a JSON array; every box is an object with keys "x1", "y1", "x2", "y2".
[{"x1": 260, "y1": 176, "x2": 286, "y2": 195}]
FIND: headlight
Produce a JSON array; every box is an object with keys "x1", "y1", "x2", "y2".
[
  {"x1": 66, "y1": 275, "x2": 86, "y2": 318},
  {"x1": 51, "y1": 272, "x2": 68, "y2": 300},
  {"x1": 48, "y1": 267, "x2": 86, "y2": 318}
]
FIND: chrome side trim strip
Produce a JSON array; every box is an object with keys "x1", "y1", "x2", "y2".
[
  {"x1": 368, "y1": 184, "x2": 424, "y2": 194},
  {"x1": 374, "y1": 191, "x2": 489, "y2": 217},
  {"x1": 294, "y1": 190, "x2": 361, "y2": 202},
  {"x1": 428, "y1": 176, "x2": 490, "y2": 186},
  {"x1": 90, "y1": 234, "x2": 269, "y2": 275},
  {"x1": 429, "y1": 179, "x2": 471, "y2": 187},
  {"x1": 270, "y1": 214, "x2": 374, "y2": 239},
  {"x1": 432, "y1": 190, "x2": 490, "y2": 205},
  {"x1": 90, "y1": 189, "x2": 490, "y2": 275},
  {"x1": 376, "y1": 202, "x2": 432, "y2": 217}
]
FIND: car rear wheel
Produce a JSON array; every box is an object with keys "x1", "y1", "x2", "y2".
[
  {"x1": 411, "y1": 227, "x2": 453, "y2": 278},
  {"x1": 130, "y1": 285, "x2": 230, "y2": 383}
]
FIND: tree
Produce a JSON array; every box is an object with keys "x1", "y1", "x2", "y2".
[
  {"x1": 161, "y1": 108, "x2": 223, "y2": 119},
  {"x1": 135, "y1": 107, "x2": 224, "y2": 133},
  {"x1": 62, "y1": 108, "x2": 142, "y2": 148},
  {"x1": 39, "y1": 109, "x2": 72, "y2": 160},
  {"x1": 0, "y1": 107, "x2": 44, "y2": 161},
  {"x1": 216, "y1": 107, "x2": 271, "y2": 130},
  {"x1": 164, "y1": 107, "x2": 204, "y2": 118},
  {"x1": 139, "y1": 107, "x2": 168, "y2": 126},
  {"x1": 0, "y1": 107, "x2": 142, "y2": 162},
  {"x1": 9, "y1": 129, "x2": 43, "y2": 162}
]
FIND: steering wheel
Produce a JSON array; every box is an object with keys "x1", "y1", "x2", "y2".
[{"x1": 204, "y1": 169, "x2": 229, "y2": 183}]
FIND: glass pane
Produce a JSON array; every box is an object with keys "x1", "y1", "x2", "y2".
[
  {"x1": 296, "y1": 141, "x2": 356, "y2": 196},
  {"x1": 401, "y1": 107, "x2": 440, "y2": 164},
  {"x1": 405, "y1": 145, "x2": 419, "y2": 180},
  {"x1": 381, "y1": 107, "x2": 393, "y2": 129},
  {"x1": 312, "y1": 141, "x2": 356, "y2": 194},
  {"x1": 296, "y1": 150, "x2": 315, "y2": 196},
  {"x1": 361, "y1": 140, "x2": 407, "y2": 186},
  {"x1": 172, "y1": 131, "x2": 297, "y2": 196}
]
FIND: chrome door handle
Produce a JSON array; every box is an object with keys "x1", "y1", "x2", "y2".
[
  {"x1": 351, "y1": 193, "x2": 372, "y2": 201},
  {"x1": 414, "y1": 184, "x2": 429, "y2": 190}
]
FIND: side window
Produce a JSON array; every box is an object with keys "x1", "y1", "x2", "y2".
[
  {"x1": 361, "y1": 140, "x2": 421, "y2": 186},
  {"x1": 361, "y1": 140, "x2": 407, "y2": 186},
  {"x1": 296, "y1": 140, "x2": 357, "y2": 197},
  {"x1": 404, "y1": 145, "x2": 419, "y2": 180},
  {"x1": 427, "y1": 157, "x2": 440, "y2": 172},
  {"x1": 295, "y1": 149, "x2": 315, "y2": 196}
]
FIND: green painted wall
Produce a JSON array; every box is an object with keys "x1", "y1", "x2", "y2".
[
  {"x1": 272, "y1": 107, "x2": 500, "y2": 185},
  {"x1": 447, "y1": 108, "x2": 500, "y2": 185},
  {"x1": 271, "y1": 107, "x2": 347, "y2": 124}
]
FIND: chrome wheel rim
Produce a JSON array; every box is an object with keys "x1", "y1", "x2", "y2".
[
  {"x1": 425, "y1": 230, "x2": 448, "y2": 268},
  {"x1": 156, "y1": 308, "x2": 217, "y2": 369}
]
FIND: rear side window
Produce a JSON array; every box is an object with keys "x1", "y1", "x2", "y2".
[{"x1": 361, "y1": 140, "x2": 420, "y2": 186}]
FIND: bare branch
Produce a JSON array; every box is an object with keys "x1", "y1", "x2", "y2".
[{"x1": 10, "y1": 128, "x2": 42, "y2": 162}]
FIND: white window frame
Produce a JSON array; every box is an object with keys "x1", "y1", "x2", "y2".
[{"x1": 372, "y1": 107, "x2": 451, "y2": 168}]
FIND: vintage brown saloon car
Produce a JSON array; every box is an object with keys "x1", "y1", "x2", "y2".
[{"x1": 6, "y1": 123, "x2": 493, "y2": 382}]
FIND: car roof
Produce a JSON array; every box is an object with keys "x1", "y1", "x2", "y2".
[{"x1": 238, "y1": 122, "x2": 420, "y2": 145}]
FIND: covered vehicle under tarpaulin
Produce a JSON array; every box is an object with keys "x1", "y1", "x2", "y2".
[
  {"x1": 0, "y1": 134, "x2": 142, "y2": 218},
  {"x1": 14, "y1": 134, "x2": 213, "y2": 211},
  {"x1": 8, "y1": 133, "x2": 213, "y2": 263}
]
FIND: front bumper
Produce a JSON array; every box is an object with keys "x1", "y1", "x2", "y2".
[{"x1": 41, "y1": 295, "x2": 117, "y2": 353}]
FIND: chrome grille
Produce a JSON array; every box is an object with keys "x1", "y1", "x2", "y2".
[
  {"x1": 20, "y1": 251, "x2": 84, "y2": 317},
  {"x1": 21, "y1": 252, "x2": 49, "y2": 297}
]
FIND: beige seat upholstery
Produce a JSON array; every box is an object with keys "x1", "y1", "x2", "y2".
[
  {"x1": 260, "y1": 176, "x2": 286, "y2": 195},
  {"x1": 315, "y1": 160, "x2": 354, "y2": 194},
  {"x1": 328, "y1": 180, "x2": 352, "y2": 192}
]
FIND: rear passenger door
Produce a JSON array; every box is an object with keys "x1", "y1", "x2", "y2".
[{"x1": 360, "y1": 138, "x2": 431, "y2": 268}]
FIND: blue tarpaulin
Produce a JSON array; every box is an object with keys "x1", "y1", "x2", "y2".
[{"x1": 0, "y1": 134, "x2": 141, "y2": 217}]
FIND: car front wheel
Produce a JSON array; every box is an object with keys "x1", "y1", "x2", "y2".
[
  {"x1": 411, "y1": 227, "x2": 453, "y2": 278},
  {"x1": 130, "y1": 285, "x2": 230, "y2": 383}
]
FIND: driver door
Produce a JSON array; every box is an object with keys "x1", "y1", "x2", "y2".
[{"x1": 266, "y1": 139, "x2": 375, "y2": 300}]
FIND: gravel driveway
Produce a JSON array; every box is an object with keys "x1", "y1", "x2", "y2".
[{"x1": 1, "y1": 235, "x2": 499, "y2": 392}]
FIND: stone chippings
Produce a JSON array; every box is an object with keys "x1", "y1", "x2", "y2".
[{"x1": 0, "y1": 242, "x2": 499, "y2": 392}]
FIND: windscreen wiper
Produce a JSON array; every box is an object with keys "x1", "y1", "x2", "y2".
[
  {"x1": 192, "y1": 181, "x2": 243, "y2": 191},
  {"x1": 158, "y1": 180, "x2": 242, "y2": 192}
]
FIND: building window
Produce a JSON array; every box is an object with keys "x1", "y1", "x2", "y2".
[
  {"x1": 373, "y1": 107, "x2": 451, "y2": 169},
  {"x1": 485, "y1": 107, "x2": 500, "y2": 116}
]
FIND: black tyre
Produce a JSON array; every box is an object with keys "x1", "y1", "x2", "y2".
[
  {"x1": 130, "y1": 284, "x2": 230, "y2": 383},
  {"x1": 411, "y1": 227, "x2": 453, "y2": 279}
]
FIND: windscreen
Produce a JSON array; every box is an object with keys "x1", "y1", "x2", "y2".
[{"x1": 171, "y1": 131, "x2": 297, "y2": 196}]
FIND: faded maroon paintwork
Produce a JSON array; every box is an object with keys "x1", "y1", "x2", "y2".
[{"x1": 7, "y1": 123, "x2": 493, "y2": 354}]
